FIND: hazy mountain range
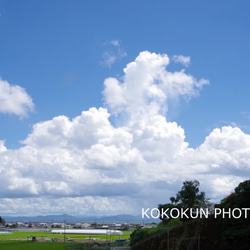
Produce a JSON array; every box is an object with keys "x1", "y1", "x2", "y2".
[{"x1": 4, "y1": 214, "x2": 158, "y2": 224}]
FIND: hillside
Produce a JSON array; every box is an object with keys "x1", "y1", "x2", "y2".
[{"x1": 130, "y1": 179, "x2": 250, "y2": 250}]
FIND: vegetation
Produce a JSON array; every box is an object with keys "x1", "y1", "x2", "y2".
[
  {"x1": 0, "y1": 230, "x2": 132, "y2": 250},
  {"x1": 130, "y1": 179, "x2": 250, "y2": 250},
  {"x1": 0, "y1": 216, "x2": 5, "y2": 225},
  {"x1": 0, "y1": 231, "x2": 131, "y2": 240},
  {"x1": 0, "y1": 241, "x2": 128, "y2": 250},
  {"x1": 130, "y1": 219, "x2": 204, "y2": 250},
  {"x1": 214, "y1": 179, "x2": 250, "y2": 249},
  {"x1": 0, "y1": 231, "x2": 131, "y2": 250},
  {"x1": 0, "y1": 241, "x2": 73, "y2": 250},
  {"x1": 158, "y1": 180, "x2": 210, "y2": 222}
]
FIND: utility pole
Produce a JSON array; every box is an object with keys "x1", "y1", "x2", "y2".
[
  {"x1": 198, "y1": 233, "x2": 200, "y2": 250},
  {"x1": 167, "y1": 229, "x2": 170, "y2": 250},
  {"x1": 64, "y1": 220, "x2": 66, "y2": 243}
]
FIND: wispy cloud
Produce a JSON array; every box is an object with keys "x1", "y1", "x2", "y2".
[
  {"x1": 110, "y1": 40, "x2": 120, "y2": 46},
  {"x1": 172, "y1": 55, "x2": 191, "y2": 67},
  {"x1": 241, "y1": 111, "x2": 250, "y2": 119},
  {"x1": 101, "y1": 40, "x2": 127, "y2": 68}
]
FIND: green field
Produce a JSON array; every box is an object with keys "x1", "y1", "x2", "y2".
[
  {"x1": 0, "y1": 231, "x2": 132, "y2": 249},
  {"x1": 0, "y1": 241, "x2": 73, "y2": 250},
  {"x1": 0, "y1": 230, "x2": 132, "y2": 240}
]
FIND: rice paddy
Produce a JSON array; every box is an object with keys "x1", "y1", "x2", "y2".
[{"x1": 0, "y1": 230, "x2": 132, "y2": 249}]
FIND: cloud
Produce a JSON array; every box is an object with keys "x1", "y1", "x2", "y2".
[
  {"x1": 103, "y1": 51, "x2": 208, "y2": 118},
  {"x1": 0, "y1": 51, "x2": 249, "y2": 216},
  {"x1": 172, "y1": 55, "x2": 191, "y2": 67},
  {"x1": 0, "y1": 140, "x2": 6, "y2": 152},
  {"x1": 198, "y1": 126, "x2": 250, "y2": 170},
  {"x1": 241, "y1": 111, "x2": 250, "y2": 119},
  {"x1": 102, "y1": 51, "x2": 117, "y2": 68},
  {"x1": 0, "y1": 78, "x2": 34, "y2": 118},
  {"x1": 110, "y1": 40, "x2": 120, "y2": 46},
  {"x1": 101, "y1": 40, "x2": 127, "y2": 68}
]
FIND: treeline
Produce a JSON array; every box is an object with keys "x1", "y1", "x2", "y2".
[
  {"x1": 0, "y1": 216, "x2": 5, "y2": 225},
  {"x1": 130, "y1": 179, "x2": 250, "y2": 250}
]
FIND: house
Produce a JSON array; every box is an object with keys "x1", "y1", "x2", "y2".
[
  {"x1": 108, "y1": 223, "x2": 122, "y2": 230},
  {"x1": 37, "y1": 223, "x2": 48, "y2": 228},
  {"x1": 0, "y1": 223, "x2": 5, "y2": 231}
]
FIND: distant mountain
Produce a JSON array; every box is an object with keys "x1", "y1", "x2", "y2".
[
  {"x1": 4, "y1": 214, "x2": 79, "y2": 224},
  {"x1": 3, "y1": 214, "x2": 159, "y2": 224}
]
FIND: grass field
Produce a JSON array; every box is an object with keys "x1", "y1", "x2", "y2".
[
  {"x1": 0, "y1": 231, "x2": 132, "y2": 249},
  {"x1": 0, "y1": 230, "x2": 132, "y2": 240},
  {"x1": 0, "y1": 241, "x2": 73, "y2": 250}
]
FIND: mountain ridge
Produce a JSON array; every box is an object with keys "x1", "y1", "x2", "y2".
[{"x1": 3, "y1": 214, "x2": 158, "y2": 224}]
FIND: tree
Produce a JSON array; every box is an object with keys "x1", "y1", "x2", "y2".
[
  {"x1": 234, "y1": 179, "x2": 250, "y2": 208},
  {"x1": 217, "y1": 179, "x2": 250, "y2": 210},
  {"x1": 158, "y1": 180, "x2": 208, "y2": 222},
  {"x1": 0, "y1": 216, "x2": 5, "y2": 225},
  {"x1": 215, "y1": 179, "x2": 250, "y2": 250},
  {"x1": 172, "y1": 180, "x2": 206, "y2": 208}
]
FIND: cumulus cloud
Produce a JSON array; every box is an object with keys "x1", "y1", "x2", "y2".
[
  {"x1": 197, "y1": 126, "x2": 250, "y2": 171},
  {"x1": 0, "y1": 51, "x2": 249, "y2": 216},
  {"x1": 0, "y1": 140, "x2": 6, "y2": 152},
  {"x1": 0, "y1": 78, "x2": 34, "y2": 117},
  {"x1": 103, "y1": 51, "x2": 208, "y2": 120}
]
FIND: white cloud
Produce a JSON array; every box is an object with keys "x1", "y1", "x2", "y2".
[
  {"x1": 0, "y1": 78, "x2": 34, "y2": 117},
  {"x1": 103, "y1": 77, "x2": 126, "y2": 113},
  {"x1": 103, "y1": 51, "x2": 208, "y2": 120},
  {"x1": 110, "y1": 40, "x2": 120, "y2": 46},
  {"x1": 102, "y1": 51, "x2": 117, "y2": 68},
  {"x1": 197, "y1": 126, "x2": 250, "y2": 170},
  {"x1": 172, "y1": 55, "x2": 191, "y2": 67},
  {"x1": 0, "y1": 140, "x2": 6, "y2": 152},
  {"x1": 0, "y1": 51, "x2": 249, "y2": 216}
]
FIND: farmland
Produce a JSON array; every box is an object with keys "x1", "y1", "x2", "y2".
[
  {"x1": 0, "y1": 230, "x2": 132, "y2": 249},
  {"x1": 0, "y1": 241, "x2": 73, "y2": 250}
]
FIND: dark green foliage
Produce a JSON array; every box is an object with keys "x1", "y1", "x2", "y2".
[
  {"x1": 131, "y1": 219, "x2": 203, "y2": 250},
  {"x1": 131, "y1": 179, "x2": 250, "y2": 250},
  {"x1": 130, "y1": 228, "x2": 150, "y2": 246},
  {"x1": 0, "y1": 241, "x2": 73, "y2": 250},
  {"x1": 164, "y1": 217, "x2": 182, "y2": 228},
  {"x1": 158, "y1": 202, "x2": 176, "y2": 221},
  {"x1": 215, "y1": 179, "x2": 250, "y2": 250},
  {"x1": 0, "y1": 216, "x2": 5, "y2": 224},
  {"x1": 158, "y1": 180, "x2": 208, "y2": 222}
]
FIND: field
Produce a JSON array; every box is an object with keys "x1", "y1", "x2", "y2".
[
  {"x1": 0, "y1": 231, "x2": 132, "y2": 249},
  {"x1": 0, "y1": 241, "x2": 73, "y2": 250}
]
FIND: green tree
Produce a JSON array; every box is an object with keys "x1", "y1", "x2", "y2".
[
  {"x1": 158, "y1": 180, "x2": 208, "y2": 222},
  {"x1": 215, "y1": 179, "x2": 250, "y2": 249},
  {"x1": 172, "y1": 180, "x2": 206, "y2": 208},
  {"x1": 0, "y1": 216, "x2": 5, "y2": 225}
]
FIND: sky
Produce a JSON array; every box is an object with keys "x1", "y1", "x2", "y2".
[{"x1": 0, "y1": 0, "x2": 250, "y2": 217}]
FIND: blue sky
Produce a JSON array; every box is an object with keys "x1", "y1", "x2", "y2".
[{"x1": 0, "y1": 0, "x2": 250, "y2": 216}]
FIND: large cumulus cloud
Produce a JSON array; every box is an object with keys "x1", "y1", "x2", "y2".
[{"x1": 0, "y1": 51, "x2": 249, "y2": 216}]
